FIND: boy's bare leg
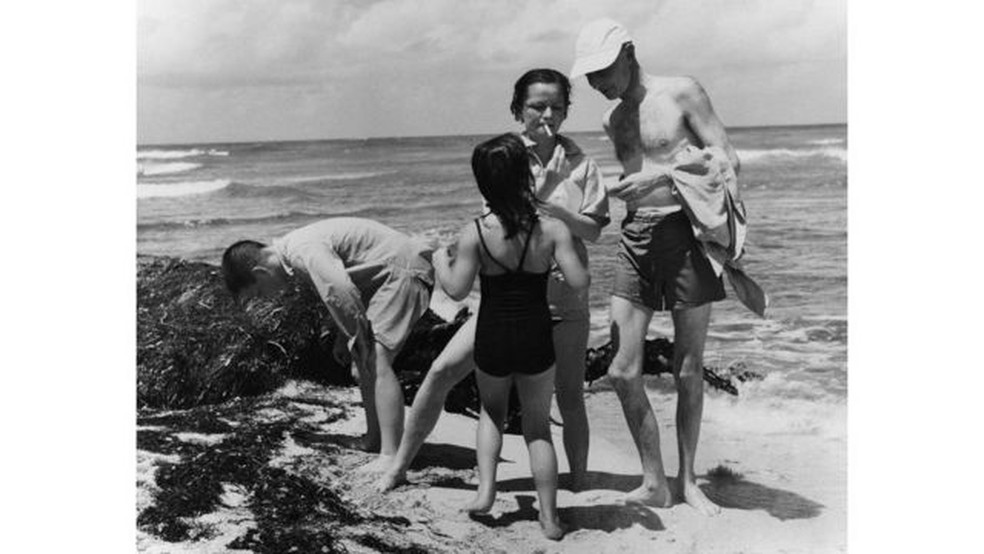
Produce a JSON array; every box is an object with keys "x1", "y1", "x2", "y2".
[
  {"x1": 353, "y1": 350, "x2": 381, "y2": 453},
  {"x1": 552, "y1": 317, "x2": 591, "y2": 490},
  {"x1": 607, "y1": 296, "x2": 672, "y2": 507},
  {"x1": 671, "y1": 303, "x2": 720, "y2": 515},
  {"x1": 366, "y1": 343, "x2": 403, "y2": 469},
  {"x1": 376, "y1": 317, "x2": 476, "y2": 491}
]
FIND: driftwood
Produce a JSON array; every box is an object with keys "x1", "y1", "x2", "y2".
[{"x1": 138, "y1": 256, "x2": 760, "y2": 419}]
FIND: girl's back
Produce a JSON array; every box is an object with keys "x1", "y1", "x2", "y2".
[
  {"x1": 474, "y1": 213, "x2": 554, "y2": 276},
  {"x1": 474, "y1": 213, "x2": 556, "y2": 377}
]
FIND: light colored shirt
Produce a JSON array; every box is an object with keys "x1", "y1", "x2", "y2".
[
  {"x1": 521, "y1": 133, "x2": 610, "y2": 281},
  {"x1": 523, "y1": 133, "x2": 610, "y2": 227},
  {"x1": 271, "y1": 218, "x2": 433, "y2": 341}
]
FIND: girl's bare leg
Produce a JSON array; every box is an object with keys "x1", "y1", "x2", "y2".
[
  {"x1": 463, "y1": 368, "x2": 512, "y2": 514},
  {"x1": 516, "y1": 367, "x2": 565, "y2": 540}
]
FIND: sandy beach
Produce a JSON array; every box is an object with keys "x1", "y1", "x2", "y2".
[{"x1": 136, "y1": 374, "x2": 845, "y2": 553}]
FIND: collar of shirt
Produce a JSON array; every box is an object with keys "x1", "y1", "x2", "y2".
[{"x1": 270, "y1": 238, "x2": 295, "y2": 277}]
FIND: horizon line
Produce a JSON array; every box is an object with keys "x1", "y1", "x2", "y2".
[{"x1": 138, "y1": 121, "x2": 848, "y2": 148}]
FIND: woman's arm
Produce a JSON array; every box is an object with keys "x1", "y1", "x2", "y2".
[
  {"x1": 538, "y1": 150, "x2": 610, "y2": 242},
  {"x1": 433, "y1": 222, "x2": 481, "y2": 301},
  {"x1": 537, "y1": 203, "x2": 605, "y2": 242}
]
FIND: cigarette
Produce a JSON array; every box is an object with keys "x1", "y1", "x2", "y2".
[{"x1": 542, "y1": 123, "x2": 553, "y2": 137}]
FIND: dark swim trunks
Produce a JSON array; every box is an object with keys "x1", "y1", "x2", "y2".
[{"x1": 612, "y1": 209, "x2": 726, "y2": 311}]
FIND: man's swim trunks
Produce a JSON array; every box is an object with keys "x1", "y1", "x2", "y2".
[{"x1": 612, "y1": 210, "x2": 725, "y2": 311}]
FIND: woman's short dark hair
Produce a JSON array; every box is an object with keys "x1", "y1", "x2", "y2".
[
  {"x1": 510, "y1": 68, "x2": 572, "y2": 120},
  {"x1": 471, "y1": 133, "x2": 539, "y2": 239}
]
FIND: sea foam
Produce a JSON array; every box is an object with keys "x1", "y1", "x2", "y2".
[
  {"x1": 138, "y1": 162, "x2": 202, "y2": 176},
  {"x1": 137, "y1": 148, "x2": 229, "y2": 159},
  {"x1": 137, "y1": 179, "x2": 232, "y2": 199},
  {"x1": 738, "y1": 147, "x2": 847, "y2": 163}
]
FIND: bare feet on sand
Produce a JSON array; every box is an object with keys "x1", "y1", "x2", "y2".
[
  {"x1": 356, "y1": 454, "x2": 394, "y2": 475},
  {"x1": 375, "y1": 469, "x2": 407, "y2": 493},
  {"x1": 539, "y1": 516, "x2": 566, "y2": 541},
  {"x1": 462, "y1": 492, "x2": 496, "y2": 515},
  {"x1": 679, "y1": 480, "x2": 721, "y2": 516},
  {"x1": 623, "y1": 482, "x2": 673, "y2": 508}
]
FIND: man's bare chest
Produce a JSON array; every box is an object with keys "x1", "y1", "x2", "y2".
[{"x1": 610, "y1": 99, "x2": 692, "y2": 168}]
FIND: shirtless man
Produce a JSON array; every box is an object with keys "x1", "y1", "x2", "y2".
[{"x1": 570, "y1": 18, "x2": 740, "y2": 515}]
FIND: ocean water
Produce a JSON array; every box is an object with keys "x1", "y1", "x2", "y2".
[{"x1": 137, "y1": 124, "x2": 847, "y2": 408}]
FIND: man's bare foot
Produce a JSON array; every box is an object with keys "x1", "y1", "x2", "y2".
[
  {"x1": 356, "y1": 454, "x2": 394, "y2": 475},
  {"x1": 623, "y1": 481, "x2": 673, "y2": 508},
  {"x1": 539, "y1": 515, "x2": 566, "y2": 541},
  {"x1": 375, "y1": 469, "x2": 407, "y2": 493},
  {"x1": 462, "y1": 493, "x2": 496, "y2": 515},
  {"x1": 679, "y1": 480, "x2": 721, "y2": 516}
]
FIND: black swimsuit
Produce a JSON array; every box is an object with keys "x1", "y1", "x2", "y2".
[{"x1": 473, "y1": 216, "x2": 555, "y2": 377}]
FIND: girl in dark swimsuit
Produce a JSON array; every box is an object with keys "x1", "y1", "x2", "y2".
[{"x1": 432, "y1": 133, "x2": 589, "y2": 541}]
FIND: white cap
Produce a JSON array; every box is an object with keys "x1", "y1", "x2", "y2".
[{"x1": 570, "y1": 18, "x2": 632, "y2": 78}]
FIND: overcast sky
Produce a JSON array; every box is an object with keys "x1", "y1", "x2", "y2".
[{"x1": 137, "y1": 0, "x2": 846, "y2": 145}]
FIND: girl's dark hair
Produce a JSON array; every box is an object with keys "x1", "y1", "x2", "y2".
[
  {"x1": 472, "y1": 133, "x2": 539, "y2": 239},
  {"x1": 510, "y1": 68, "x2": 572, "y2": 120}
]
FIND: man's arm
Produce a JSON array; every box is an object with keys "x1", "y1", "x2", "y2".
[
  {"x1": 678, "y1": 77, "x2": 740, "y2": 175},
  {"x1": 293, "y1": 243, "x2": 373, "y2": 367}
]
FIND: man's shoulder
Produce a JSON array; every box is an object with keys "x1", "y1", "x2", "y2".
[
  {"x1": 601, "y1": 105, "x2": 616, "y2": 129},
  {"x1": 298, "y1": 217, "x2": 398, "y2": 237},
  {"x1": 282, "y1": 217, "x2": 400, "y2": 251},
  {"x1": 646, "y1": 75, "x2": 703, "y2": 99}
]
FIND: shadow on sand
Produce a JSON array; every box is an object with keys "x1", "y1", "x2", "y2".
[
  {"x1": 362, "y1": 438, "x2": 824, "y2": 524},
  {"x1": 469, "y1": 495, "x2": 665, "y2": 533},
  {"x1": 495, "y1": 470, "x2": 824, "y2": 522},
  {"x1": 408, "y1": 442, "x2": 480, "y2": 471},
  {"x1": 701, "y1": 473, "x2": 825, "y2": 521}
]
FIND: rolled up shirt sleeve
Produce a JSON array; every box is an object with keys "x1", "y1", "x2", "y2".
[
  {"x1": 289, "y1": 242, "x2": 369, "y2": 343},
  {"x1": 578, "y1": 157, "x2": 610, "y2": 226}
]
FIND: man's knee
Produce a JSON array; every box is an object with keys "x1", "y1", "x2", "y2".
[
  {"x1": 607, "y1": 354, "x2": 642, "y2": 390},
  {"x1": 674, "y1": 352, "x2": 704, "y2": 384}
]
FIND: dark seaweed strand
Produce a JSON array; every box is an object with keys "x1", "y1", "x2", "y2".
[{"x1": 138, "y1": 398, "x2": 432, "y2": 552}]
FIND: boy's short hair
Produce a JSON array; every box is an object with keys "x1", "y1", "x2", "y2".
[{"x1": 221, "y1": 240, "x2": 267, "y2": 295}]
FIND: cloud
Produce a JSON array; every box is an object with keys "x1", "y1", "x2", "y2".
[
  {"x1": 138, "y1": 0, "x2": 364, "y2": 88},
  {"x1": 633, "y1": 0, "x2": 846, "y2": 71},
  {"x1": 137, "y1": 0, "x2": 846, "y2": 143}
]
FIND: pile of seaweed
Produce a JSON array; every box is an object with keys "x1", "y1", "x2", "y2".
[
  {"x1": 137, "y1": 391, "x2": 431, "y2": 552},
  {"x1": 138, "y1": 255, "x2": 348, "y2": 409},
  {"x1": 138, "y1": 255, "x2": 760, "y2": 416},
  {"x1": 138, "y1": 255, "x2": 474, "y2": 411},
  {"x1": 584, "y1": 338, "x2": 763, "y2": 395}
]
